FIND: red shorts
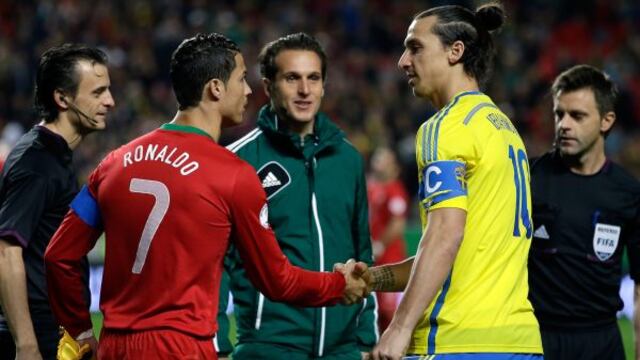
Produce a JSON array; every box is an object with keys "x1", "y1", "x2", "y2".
[
  {"x1": 376, "y1": 291, "x2": 402, "y2": 332},
  {"x1": 98, "y1": 329, "x2": 216, "y2": 359}
]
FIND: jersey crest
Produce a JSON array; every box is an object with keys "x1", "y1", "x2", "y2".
[{"x1": 593, "y1": 223, "x2": 621, "y2": 261}]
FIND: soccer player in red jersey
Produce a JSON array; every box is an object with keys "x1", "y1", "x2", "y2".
[
  {"x1": 44, "y1": 33, "x2": 367, "y2": 359},
  {"x1": 366, "y1": 147, "x2": 409, "y2": 332}
]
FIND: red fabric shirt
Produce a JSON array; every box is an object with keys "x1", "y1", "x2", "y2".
[
  {"x1": 45, "y1": 125, "x2": 345, "y2": 338},
  {"x1": 367, "y1": 179, "x2": 409, "y2": 264}
]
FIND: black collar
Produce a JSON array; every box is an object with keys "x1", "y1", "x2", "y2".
[{"x1": 34, "y1": 125, "x2": 73, "y2": 164}]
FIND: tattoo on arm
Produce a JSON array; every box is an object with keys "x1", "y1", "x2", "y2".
[{"x1": 371, "y1": 266, "x2": 395, "y2": 292}]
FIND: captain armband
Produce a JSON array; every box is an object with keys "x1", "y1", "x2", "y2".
[{"x1": 418, "y1": 160, "x2": 467, "y2": 208}]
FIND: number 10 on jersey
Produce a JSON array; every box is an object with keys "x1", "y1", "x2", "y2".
[{"x1": 509, "y1": 145, "x2": 532, "y2": 239}]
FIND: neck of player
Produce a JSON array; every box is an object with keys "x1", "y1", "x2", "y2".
[
  {"x1": 172, "y1": 107, "x2": 221, "y2": 142},
  {"x1": 432, "y1": 73, "x2": 479, "y2": 110}
]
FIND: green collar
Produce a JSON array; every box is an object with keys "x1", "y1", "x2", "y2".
[
  {"x1": 257, "y1": 105, "x2": 342, "y2": 143},
  {"x1": 160, "y1": 123, "x2": 213, "y2": 140}
]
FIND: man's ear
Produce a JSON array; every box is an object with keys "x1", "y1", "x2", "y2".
[
  {"x1": 208, "y1": 78, "x2": 225, "y2": 101},
  {"x1": 448, "y1": 40, "x2": 465, "y2": 65},
  {"x1": 53, "y1": 89, "x2": 69, "y2": 109},
  {"x1": 262, "y1": 78, "x2": 271, "y2": 98},
  {"x1": 601, "y1": 111, "x2": 616, "y2": 134}
]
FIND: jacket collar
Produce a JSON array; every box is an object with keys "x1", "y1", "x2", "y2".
[{"x1": 256, "y1": 105, "x2": 344, "y2": 156}]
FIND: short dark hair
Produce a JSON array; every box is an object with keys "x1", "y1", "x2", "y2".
[
  {"x1": 35, "y1": 44, "x2": 108, "y2": 123},
  {"x1": 258, "y1": 32, "x2": 327, "y2": 82},
  {"x1": 415, "y1": 2, "x2": 505, "y2": 87},
  {"x1": 170, "y1": 33, "x2": 240, "y2": 110},
  {"x1": 551, "y1": 64, "x2": 618, "y2": 117}
]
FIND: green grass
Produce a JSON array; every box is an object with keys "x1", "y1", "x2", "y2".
[
  {"x1": 91, "y1": 312, "x2": 634, "y2": 358},
  {"x1": 620, "y1": 316, "x2": 635, "y2": 360},
  {"x1": 91, "y1": 312, "x2": 103, "y2": 337}
]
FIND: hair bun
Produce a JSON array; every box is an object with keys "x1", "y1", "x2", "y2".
[{"x1": 475, "y1": 3, "x2": 505, "y2": 32}]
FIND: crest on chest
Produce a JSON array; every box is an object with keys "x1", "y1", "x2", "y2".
[{"x1": 593, "y1": 223, "x2": 621, "y2": 261}]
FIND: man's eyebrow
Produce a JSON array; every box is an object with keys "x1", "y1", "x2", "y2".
[{"x1": 404, "y1": 38, "x2": 419, "y2": 47}]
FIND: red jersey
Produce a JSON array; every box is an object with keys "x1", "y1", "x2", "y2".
[
  {"x1": 366, "y1": 179, "x2": 409, "y2": 264},
  {"x1": 45, "y1": 124, "x2": 346, "y2": 339}
]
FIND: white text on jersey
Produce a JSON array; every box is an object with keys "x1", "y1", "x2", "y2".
[{"x1": 123, "y1": 144, "x2": 200, "y2": 176}]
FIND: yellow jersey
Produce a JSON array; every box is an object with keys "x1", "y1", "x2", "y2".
[{"x1": 411, "y1": 91, "x2": 542, "y2": 355}]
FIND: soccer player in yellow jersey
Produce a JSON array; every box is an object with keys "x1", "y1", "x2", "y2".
[{"x1": 357, "y1": 3, "x2": 543, "y2": 360}]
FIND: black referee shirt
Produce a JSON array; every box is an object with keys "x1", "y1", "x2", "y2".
[
  {"x1": 528, "y1": 151, "x2": 640, "y2": 329},
  {"x1": 0, "y1": 126, "x2": 80, "y2": 328}
]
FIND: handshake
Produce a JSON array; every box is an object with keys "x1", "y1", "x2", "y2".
[{"x1": 334, "y1": 259, "x2": 372, "y2": 305}]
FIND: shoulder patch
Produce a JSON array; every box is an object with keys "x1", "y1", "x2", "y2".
[{"x1": 256, "y1": 161, "x2": 291, "y2": 200}]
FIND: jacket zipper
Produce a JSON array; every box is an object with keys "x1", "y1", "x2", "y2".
[{"x1": 311, "y1": 192, "x2": 327, "y2": 357}]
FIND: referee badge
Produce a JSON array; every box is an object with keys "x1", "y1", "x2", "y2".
[{"x1": 593, "y1": 223, "x2": 621, "y2": 261}]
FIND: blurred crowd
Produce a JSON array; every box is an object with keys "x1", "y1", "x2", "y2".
[{"x1": 1, "y1": 0, "x2": 639, "y2": 219}]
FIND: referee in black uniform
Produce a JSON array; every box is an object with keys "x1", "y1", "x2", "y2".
[
  {"x1": 0, "y1": 44, "x2": 114, "y2": 359},
  {"x1": 528, "y1": 64, "x2": 640, "y2": 360}
]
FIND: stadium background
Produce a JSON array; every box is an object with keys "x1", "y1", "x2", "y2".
[{"x1": 0, "y1": 0, "x2": 639, "y2": 358}]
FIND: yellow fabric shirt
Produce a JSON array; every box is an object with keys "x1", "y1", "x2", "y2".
[{"x1": 411, "y1": 91, "x2": 542, "y2": 355}]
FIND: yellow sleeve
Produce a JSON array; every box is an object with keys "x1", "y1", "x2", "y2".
[{"x1": 417, "y1": 113, "x2": 477, "y2": 212}]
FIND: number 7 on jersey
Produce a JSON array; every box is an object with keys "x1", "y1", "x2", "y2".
[{"x1": 129, "y1": 178, "x2": 170, "y2": 274}]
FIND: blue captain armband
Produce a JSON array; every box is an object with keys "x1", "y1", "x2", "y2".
[
  {"x1": 418, "y1": 160, "x2": 467, "y2": 208},
  {"x1": 70, "y1": 185, "x2": 103, "y2": 229}
]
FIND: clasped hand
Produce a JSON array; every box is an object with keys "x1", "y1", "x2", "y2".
[{"x1": 333, "y1": 259, "x2": 371, "y2": 305}]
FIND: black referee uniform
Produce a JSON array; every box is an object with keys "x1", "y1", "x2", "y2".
[
  {"x1": 0, "y1": 126, "x2": 87, "y2": 360},
  {"x1": 528, "y1": 150, "x2": 640, "y2": 360}
]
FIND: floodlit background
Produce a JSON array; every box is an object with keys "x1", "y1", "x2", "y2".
[{"x1": 1, "y1": 0, "x2": 639, "y2": 358}]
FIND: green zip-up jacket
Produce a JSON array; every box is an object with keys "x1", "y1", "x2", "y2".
[{"x1": 215, "y1": 105, "x2": 378, "y2": 358}]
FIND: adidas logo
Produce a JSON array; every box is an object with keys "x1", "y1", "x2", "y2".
[
  {"x1": 533, "y1": 225, "x2": 550, "y2": 239},
  {"x1": 262, "y1": 172, "x2": 282, "y2": 188}
]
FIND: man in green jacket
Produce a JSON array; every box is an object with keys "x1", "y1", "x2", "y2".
[{"x1": 216, "y1": 32, "x2": 378, "y2": 360}]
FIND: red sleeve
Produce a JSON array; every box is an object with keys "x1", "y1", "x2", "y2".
[
  {"x1": 45, "y1": 210, "x2": 102, "y2": 337},
  {"x1": 229, "y1": 163, "x2": 345, "y2": 307}
]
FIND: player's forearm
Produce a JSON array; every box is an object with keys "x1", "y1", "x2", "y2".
[
  {"x1": 45, "y1": 259, "x2": 93, "y2": 337},
  {"x1": 369, "y1": 256, "x2": 414, "y2": 292},
  {"x1": 238, "y1": 231, "x2": 345, "y2": 306},
  {"x1": 387, "y1": 208, "x2": 465, "y2": 332},
  {"x1": 44, "y1": 213, "x2": 97, "y2": 337},
  {"x1": 264, "y1": 259, "x2": 345, "y2": 306},
  {"x1": 390, "y1": 241, "x2": 457, "y2": 331},
  {"x1": 0, "y1": 240, "x2": 38, "y2": 348}
]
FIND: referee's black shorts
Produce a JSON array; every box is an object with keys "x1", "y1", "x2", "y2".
[{"x1": 541, "y1": 322, "x2": 624, "y2": 360}]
